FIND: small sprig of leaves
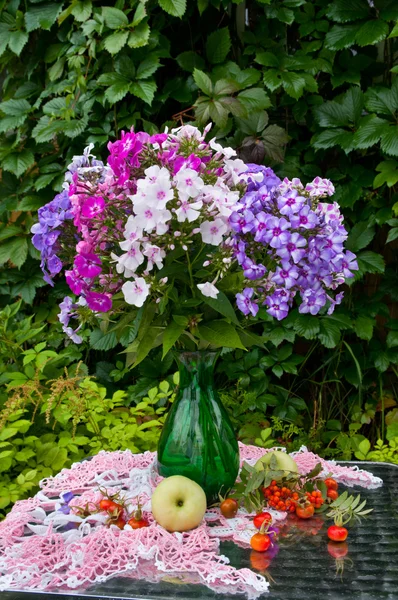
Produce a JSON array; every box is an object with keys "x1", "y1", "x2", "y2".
[
  {"x1": 326, "y1": 491, "x2": 373, "y2": 527},
  {"x1": 233, "y1": 455, "x2": 324, "y2": 513}
]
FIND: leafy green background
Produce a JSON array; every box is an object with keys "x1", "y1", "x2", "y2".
[{"x1": 0, "y1": 0, "x2": 398, "y2": 508}]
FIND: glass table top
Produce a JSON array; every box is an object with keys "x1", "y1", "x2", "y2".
[{"x1": 1, "y1": 462, "x2": 397, "y2": 600}]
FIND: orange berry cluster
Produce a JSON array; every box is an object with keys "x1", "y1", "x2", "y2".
[
  {"x1": 305, "y1": 490, "x2": 324, "y2": 508},
  {"x1": 263, "y1": 480, "x2": 299, "y2": 512}
]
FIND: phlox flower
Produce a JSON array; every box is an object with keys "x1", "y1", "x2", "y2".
[
  {"x1": 174, "y1": 168, "x2": 204, "y2": 198},
  {"x1": 236, "y1": 288, "x2": 258, "y2": 317},
  {"x1": 199, "y1": 218, "x2": 228, "y2": 245},
  {"x1": 86, "y1": 292, "x2": 112, "y2": 313},
  {"x1": 143, "y1": 244, "x2": 166, "y2": 271},
  {"x1": 175, "y1": 199, "x2": 203, "y2": 223},
  {"x1": 197, "y1": 282, "x2": 219, "y2": 298},
  {"x1": 81, "y1": 196, "x2": 105, "y2": 219},
  {"x1": 74, "y1": 253, "x2": 102, "y2": 278},
  {"x1": 122, "y1": 278, "x2": 150, "y2": 307},
  {"x1": 117, "y1": 242, "x2": 144, "y2": 273}
]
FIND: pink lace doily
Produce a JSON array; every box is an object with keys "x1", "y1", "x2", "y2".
[{"x1": 0, "y1": 443, "x2": 382, "y2": 598}]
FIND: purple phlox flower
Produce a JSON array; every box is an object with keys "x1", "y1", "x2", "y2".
[
  {"x1": 245, "y1": 165, "x2": 281, "y2": 192},
  {"x1": 299, "y1": 288, "x2": 327, "y2": 315},
  {"x1": 305, "y1": 176, "x2": 335, "y2": 197},
  {"x1": 236, "y1": 287, "x2": 259, "y2": 317},
  {"x1": 277, "y1": 189, "x2": 306, "y2": 216},
  {"x1": 264, "y1": 292, "x2": 290, "y2": 321},
  {"x1": 58, "y1": 504, "x2": 71, "y2": 515},
  {"x1": 332, "y1": 250, "x2": 358, "y2": 278},
  {"x1": 58, "y1": 491, "x2": 75, "y2": 514},
  {"x1": 272, "y1": 261, "x2": 299, "y2": 289},
  {"x1": 74, "y1": 253, "x2": 102, "y2": 278},
  {"x1": 47, "y1": 255, "x2": 63, "y2": 275},
  {"x1": 253, "y1": 211, "x2": 270, "y2": 242},
  {"x1": 261, "y1": 216, "x2": 291, "y2": 248},
  {"x1": 317, "y1": 202, "x2": 344, "y2": 228},
  {"x1": 229, "y1": 209, "x2": 255, "y2": 234},
  {"x1": 290, "y1": 205, "x2": 318, "y2": 229},
  {"x1": 63, "y1": 326, "x2": 83, "y2": 344},
  {"x1": 58, "y1": 297, "x2": 83, "y2": 343},
  {"x1": 234, "y1": 240, "x2": 247, "y2": 266},
  {"x1": 86, "y1": 291, "x2": 112, "y2": 313},
  {"x1": 242, "y1": 259, "x2": 267, "y2": 280},
  {"x1": 327, "y1": 291, "x2": 344, "y2": 315},
  {"x1": 276, "y1": 232, "x2": 306, "y2": 263},
  {"x1": 173, "y1": 153, "x2": 201, "y2": 174},
  {"x1": 65, "y1": 269, "x2": 85, "y2": 295},
  {"x1": 81, "y1": 196, "x2": 105, "y2": 219}
]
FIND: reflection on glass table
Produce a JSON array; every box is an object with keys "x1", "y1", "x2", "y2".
[{"x1": 1, "y1": 462, "x2": 397, "y2": 600}]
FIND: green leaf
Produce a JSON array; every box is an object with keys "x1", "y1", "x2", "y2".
[
  {"x1": 365, "y1": 81, "x2": 398, "y2": 116},
  {"x1": 386, "y1": 330, "x2": 398, "y2": 348},
  {"x1": 380, "y1": 126, "x2": 398, "y2": 157},
  {"x1": 356, "y1": 20, "x2": 389, "y2": 47},
  {"x1": 71, "y1": 0, "x2": 92, "y2": 22},
  {"x1": 389, "y1": 22, "x2": 398, "y2": 38},
  {"x1": 201, "y1": 290, "x2": 240, "y2": 325},
  {"x1": 0, "y1": 238, "x2": 28, "y2": 268},
  {"x1": 102, "y1": 6, "x2": 128, "y2": 28},
  {"x1": 159, "y1": 0, "x2": 187, "y2": 17},
  {"x1": 386, "y1": 228, "x2": 398, "y2": 244},
  {"x1": 346, "y1": 222, "x2": 375, "y2": 252},
  {"x1": 318, "y1": 319, "x2": 341, "y2": 348},
  {"x1": 198, "y1": 320, "x2": 246, "y2": 349},
  {"x1": 0, "y1": 99, "x2": 31, "y2": 116},
  {"x1": 293, "y1": 314, "x2": 320, "y2": 339},
  {"x1": 311, "y1": 129, "x2": 355, "y2": 153},
  {"x1": 133, "y1": 325, "x2": 163, "y2": 367},
  {"x1": 263, "y1": 70, "x2": 282, "y2": 92},
  {"x1": 356, "y1": 251, "x2": 385, "y2": 274},
  {"x1": 354, "y1": 115, "x2": 390, "y2": 149},
  {"x1": 206, "y1": 27, "x2": 231, "y2": 64},
  {"x1": 193, "y1": 69, "x2": 213, "y2": 96},
  {"x1": 354, "y1": 315, "x2": 374, "y2": 341},
  {"x1": 327, "y1": 0, "x2": 370, "y2": 23},
  {"x1": 104, "y1": 81, "x2": 131, "y2": 103},
  {"x1": 281, "y1": 72, "x2": 306, "y2": 100},
  {"x1": 136, "y1": 56, "x2": 160, "y2": 79},
  {"x1": 176, "y1": 51, "x2": 205, "y2": 72},
  {"x1": 104, "y1": 31, "x2": 129, "y2": 55},
  {"x1": 0, "y1": 115, "x2": 27, "y2": 133},
  {"x1": 162, "y1": 321, "x2": 186, "y2": 358},
  {"x1": 238, "y1": 88, "x2": 271, "y2": 110},
  {"x1": 374, "y1": 352, "x2": 390, "y2": 372},
  {"x1": 373, "y1": 160, "x2": 398, "y2": 188},
  {"x1": 132, "y1": 2, "x2": 147, "y2": 26},
  {"x1": 89, "y1": 329, "x2": 118, "y2": 351},
  {"x1": 8, "y1": 30, "x2": 29, "y2": 55},
  {"x1": 2, "y1": 149, "x2": 34, "y2": 177},
  {"x1": 128, "y1": 22, "x2": 150, "y2": 48},
  {"x1": 255, "y1": 52, "x2": 280, "y2": 68},
  {"x1": 325, "y1": 23, "x2": 361, "y2": 50},
  {"x1": 130, "y1": 80, "x2": 157, "y2": 105},
  {"x1": 25, "y1": 3, "x2": 63, "y2": 32}
]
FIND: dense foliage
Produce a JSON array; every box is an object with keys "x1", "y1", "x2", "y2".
[{"x1": 0, "y1": 0, "x2": 398, "y2": 513}]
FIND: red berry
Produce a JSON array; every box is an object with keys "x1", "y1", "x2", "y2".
[{"x1": 327, "y1": 525, "x2": 348, "y2": 542}]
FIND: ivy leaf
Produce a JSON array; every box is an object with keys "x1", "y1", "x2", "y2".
[
  {"x1": 0, "y1": 238, "x2": 28, "y2": 268},
  {"x1": 103, "y1": 31, "x2": 129, "y2": 55},
  {"x1": 354, "y1": 115, "x2": 390, "y2": 149},
  {"x1": 102, "y1": 7, "x2": 128, "y2": 29},
  {"x1": 136, "y1": 56, "x2": 160, "y2": 80},
  {"x1": 128, "y1": 22, "x2": 150, "y2": 48},
  {"x1": 326, "y1": 0, "x2": 370, "y2": 23},
  {"x1": 25, "y1": 3, "x2": 63, "y2": 32},
  {"x1": 198, "y1": 320, "x2": 246, "y2": 349},
  {"x1": 130, "y1": 80, "x2": 157, "y2": 105},
  {"x1": 311, "y1": 129, "x2": 355, "y2": 153},
  {"x1": 2, "y1": 149, "x2": 34, "y2": 178},
  {"x1": 71, "y1": 0, "x2": 92, "y2": 22},
  {"x1": 0, "y1": 115, "x2": 27, "y2": 133},
  {"x1": 380, "y1": 126, "x2": 398, "y2": 157},
  {"x1": 356, "y1": 251, "x2": 385, "y2": 275},
  {"x1": 8, "y1": 31, "x2": 29, "y2": 55},
  {"x1": 193, "y1": 69, "x2": 213, "y2": 96},
  {"x1": 104, "y1": 81, "x2": 131, "y2": 103},
  {"x1": 373, "y1": 160, "x2": 398, "y2": 188},
  {"x1": 356, "y1": 20, "x2": 389, "y2": 47},
  {"x1": 325, "y1": 23, "x2": 361, "y2": 50},
  {"x1": 318, "y1": 319, "x2": 341, "y2": 348},
  {"x1": 293, "y1": 314, "x2": 320, "y2": 339},
  {"x1": 281, "y1": 72, "x2": 306, "y2": 100},
  {"x1": 159, "y1": 0, "x2": 187, "y2": 17},
  {"x1": 354, "y1": 315, "x2": 374, "y2": 341},
  {"x1": 263, "y1": 69, "x2": 282, "y2": 92},
  {"x1": 347, "y1": 222, "x2": 375, "y2": 252},
  {"x1": 238, "y1": 88, "x2": 271, "y2": 110},
  {"x1": 0, "y1": 99, "x2": 31, "y2": 116},
  {"x1": 365, "y1": 80, "x2": 398, "y2": 116},
  {"x1": 206, "y1": 27, "x2": 231, "y2": 64},
  {"x1": 176, "y1": 51, "x2": 205, "y2": 72}
]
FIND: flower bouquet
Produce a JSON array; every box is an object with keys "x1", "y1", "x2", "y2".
[{"x1": 31, "y1": 123, "x2": 357, "y2": 499}]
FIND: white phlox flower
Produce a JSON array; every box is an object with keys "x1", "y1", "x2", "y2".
[
  {"x1": 197, "y1": 282, "x2": 219, "y2": 298},
  {"x1": 174, "y1": 167, "x2": 204, "y2": 198},
  {"x1": 175, "y1": 199, "x2": 203, "y2": 223},
  {"x1": 209, "y1": 138, "x2": 237, "y2": 159},
  {"x1": 122, "y1": 277, "x2": 150, "y2": 307},
  {"x1": 199, "y1": 218, "x2": 228, "y2": 245},
  {"x1": 143, "y1": 244, "x2": 166, "y2": 271}
]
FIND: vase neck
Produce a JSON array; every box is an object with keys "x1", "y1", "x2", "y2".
[{"x1": 176, "y1": 351, "x2": 217, "y2": 388}]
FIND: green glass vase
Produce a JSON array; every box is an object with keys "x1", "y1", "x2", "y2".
[{"x1": 157, "y1": 351, "x2": 240, "y2": 504}]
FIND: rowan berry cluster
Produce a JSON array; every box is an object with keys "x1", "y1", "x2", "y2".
[{"x1": 263, "y1": 480, "x2": 299, "y2": 512}]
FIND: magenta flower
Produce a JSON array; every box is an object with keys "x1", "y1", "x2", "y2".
[
  {"x1": 65, "y1": 269, "x2": 84, "y2": 295},
  {"x1": 81, "y1": 196, "x2": 105, "y2": 219},
  {"x1": 74, "y1": 253, "x2": 102, "y2": 278},
  {"x1": 86, "y1": 292, "x2": 112, "y2": 313}
]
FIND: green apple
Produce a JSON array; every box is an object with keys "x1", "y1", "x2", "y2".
[
  {"x1": 151, "y1": 475, "x2": 207, "y2": 532},
  {"x1": 254, "y1": 450, "x2": 299, "y2": 477}
]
